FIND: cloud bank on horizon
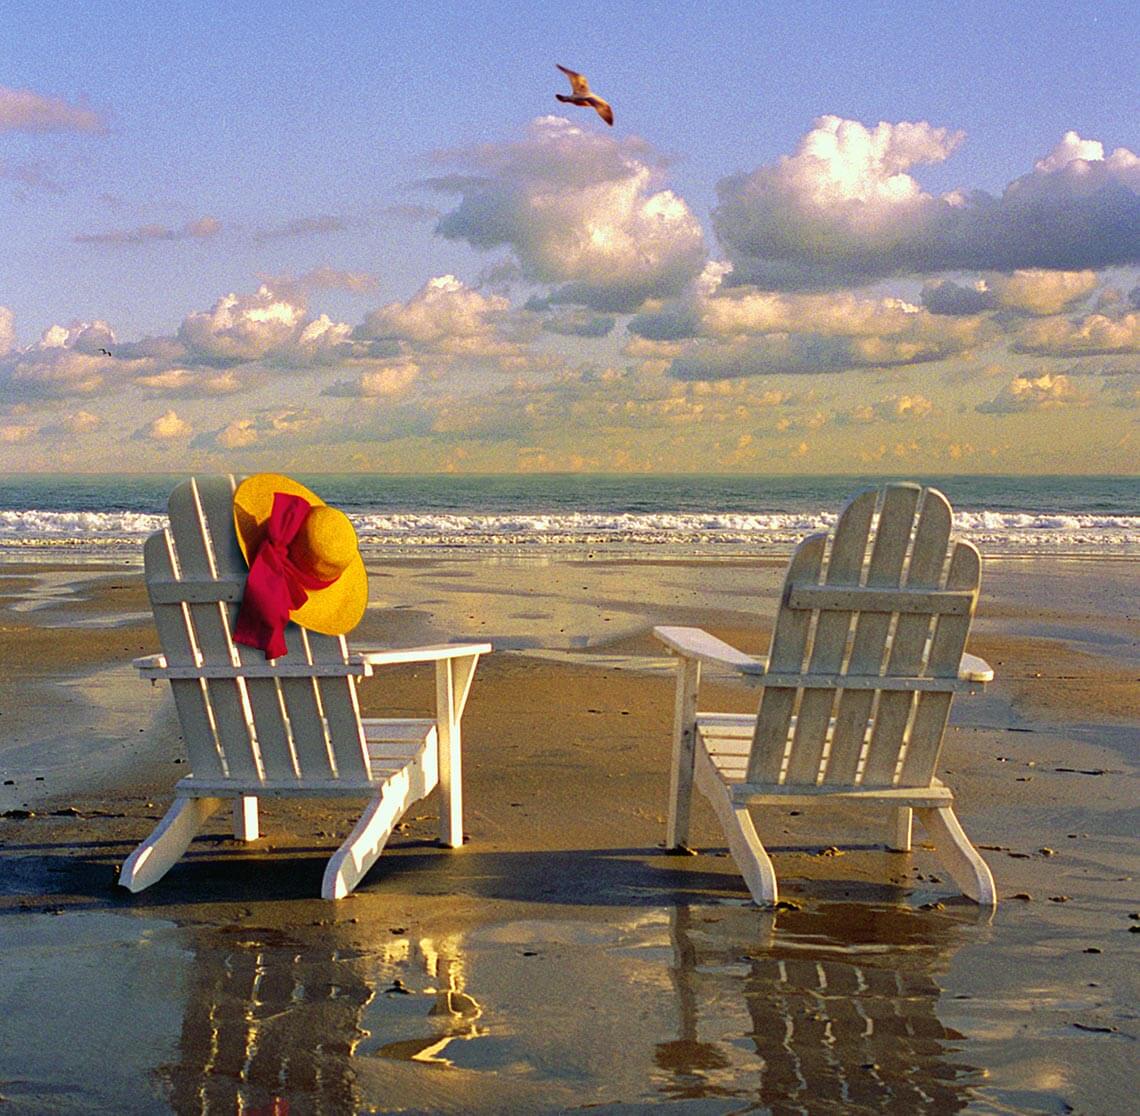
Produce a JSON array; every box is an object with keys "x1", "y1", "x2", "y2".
[{"x1": 1, "y1": 80, "x2": 1137, "y2": 473}]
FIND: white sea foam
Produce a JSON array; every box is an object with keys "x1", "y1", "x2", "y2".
[
  {"x1": 0, "y1": 510, "x2": 165, "y2": 538},
  {"x1": 0, "y1": 507, "x2": 1136, "y2": 554}
]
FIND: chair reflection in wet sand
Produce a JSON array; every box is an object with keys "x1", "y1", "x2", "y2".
[
  {"x1": 658, "y1": 905, "x2": 976, "y2": 1113},
  {"x1": 158, "y1": 926, "x2": 482, "y2": 1116}
]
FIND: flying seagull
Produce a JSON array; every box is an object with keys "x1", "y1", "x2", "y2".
[{"x1": 555, "y1": 64, "x2": 613, "y2": 126}]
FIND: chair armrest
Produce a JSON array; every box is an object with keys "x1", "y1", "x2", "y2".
[
  {"x1": 959, "y1": 652, "x2": 994, "y2": 683},
  {"x1": 358, "y1": 641, "x2": 492, "y2": 667},
  {"x1": 133, "y1": 644, "x2": 492, "y2": 681},
  {"x1": 653, "y1": 626, "x2": 766, "y2": 675}
]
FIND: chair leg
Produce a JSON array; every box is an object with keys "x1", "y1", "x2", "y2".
[
  {"x1": 666, "y1": 658, "x2": 701, "y2": 849},
  {"x1": 916, "y1": 805, "x2": 997, "y2": 907},
  {"x1": 322, "y1": 770, "x2": 415, "y2": 900},
  {"x1": 888, "y1": 806, "x2": 913, "y2": 851},
  {"x1": 119, "y1": 796, "x2": 224, "y2": 893},
  {"x1": 695, "y1": 757, "x2": 779, "y2": 907},
  {"x1": 233, "y1": 796, "x2": 259, "y2": 841},
  {"x1": 436, "y1": 656, "x2": 473, "y2": 849}
]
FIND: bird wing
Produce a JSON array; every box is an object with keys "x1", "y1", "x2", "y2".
[
  {"x1": 590, "y1": 97, "x2": 614, "y2": 126},
  {"x1": 556, "y1": 64, "x2": 591, "y2": 96}
]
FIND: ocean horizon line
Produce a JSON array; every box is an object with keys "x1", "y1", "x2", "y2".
[{"x1": 2, "y1": 470, "x2": 1138, "y2": 480}]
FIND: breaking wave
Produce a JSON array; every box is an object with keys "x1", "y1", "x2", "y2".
[{"x1": 1, "y1": 507, "x2": 1135, "y2": 555}]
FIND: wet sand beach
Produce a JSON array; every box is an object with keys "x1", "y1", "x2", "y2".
[{"x1": 0, "y1": 553, "x2": 1137, "y2": 1114}]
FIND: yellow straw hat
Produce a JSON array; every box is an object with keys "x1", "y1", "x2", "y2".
[{"x1": 232, "y1": 473, "x2": 367, "y2": 636}]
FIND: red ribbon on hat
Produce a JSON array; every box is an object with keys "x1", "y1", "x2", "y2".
[{"x1": 233, "y1": 492, "x2": 336, "y2": 659}]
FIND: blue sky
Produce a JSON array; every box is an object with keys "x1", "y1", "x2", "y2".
[{"x1": 1, "y1": 1, "x2": 1137, "y2": 472}]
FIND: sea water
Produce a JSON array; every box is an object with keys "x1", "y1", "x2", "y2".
[{"x1": 0, "y1": 473, "x2": 1136, "y2": 557}]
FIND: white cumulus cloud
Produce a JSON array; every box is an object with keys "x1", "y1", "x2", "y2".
[
  {"x1": 192, "y1": 408, "x2": 324, "y2": 452},
  {"x1": 977, "y1": 373, "x2": 1090, "y2": 413},
  {"x1": 0, "y1": 320, "x2": 121, "y2": 398},
  {"x1": 178, "y1": 285, "x2": 309, "y2": 364},
  {"x1": 135, "y1": 368, "x2": 244, "y2": 397},
  {"x1": 714, "y1": 118, "x2": 1140, "y2": 288},
  {"x1": 1012, "y1": 310, "x2": 1140, "y2": 356},
  {"x1": 141, "y1": 409, "x2": 192, "y2": 441},
  {"x1": 359, "y1": 276, "x2": 507, "y2": 348},
  {"x1": 430, "y1": 116, "x2": 706, "y2": 312},
  {"x1": 922, "y1": 270, "x2": 1099, "y2": 316},
  {"x1": 173, "y1": 286, "x2": 359, "y2": 369},
  {"x1": 323, "y1": 362, "x2": 420, "y2": 398},
  {"x1": 630, "y1": 282, "x2": 982, "y2": 380}
]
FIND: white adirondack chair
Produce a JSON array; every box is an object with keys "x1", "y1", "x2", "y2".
[
  {"x1": 119, "y1": 475, "x2": 490, "y2": 899},
  {"x1": 655, "y1": 483, "x2": 996, "y2": 908}
]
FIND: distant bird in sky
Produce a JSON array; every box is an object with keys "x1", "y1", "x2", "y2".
[
  {"x1": 555, "y1": 64, "x2": 613, "y2": 126},
  {"x1": 98, "y1": 348, "x2": 112, "y2": 356}
]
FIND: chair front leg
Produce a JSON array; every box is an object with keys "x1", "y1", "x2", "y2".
[
  {"x1": 435, "y1": 652, "x2": 481, "y2": 848},
  {"x1": 666, "y1": 656, "x2": 701, "y2": 850}
]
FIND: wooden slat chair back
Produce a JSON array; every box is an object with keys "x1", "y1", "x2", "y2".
[
  {"x1": 656, "y1": 483, "x2": 996, "y2": 907},
  {"x1": 751, "y1": 483, "x2": 979, "y2": 790},
  {"x1": 120, "y1": 475, "x2": 490, "y2": 899},
  {"x1": 144, "y1": 475, "x2": 373, "y2": 788}
]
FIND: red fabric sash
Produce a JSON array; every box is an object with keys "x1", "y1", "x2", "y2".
[{"x1": 233, "y1": 492, "x2": 336, "y2": 659}]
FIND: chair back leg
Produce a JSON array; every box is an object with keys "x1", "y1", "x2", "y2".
[
  {"x1": 232, "y1": 796, "x2": 259, "y2": 841},
  {"x1": 119, "y1": 797, "x2": 225, "y2": 892},
  {"x1": 888, "y1": 807, "x2": 913, "y2": 852},
  {"x1": 916, "y1": 806, "x2": 997, "y2": 906}
]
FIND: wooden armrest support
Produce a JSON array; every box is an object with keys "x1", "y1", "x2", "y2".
[
  {"x1": 653, "y1": 626, "x2": 766, "y2": 675},
  {"x1": 959, "y1": 652, "x2": 994, "y2": 683}
]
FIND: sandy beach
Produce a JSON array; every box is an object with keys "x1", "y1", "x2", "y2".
[{"x1": 0, "y1": 552, "x2": 1136, "y2": 1114}]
